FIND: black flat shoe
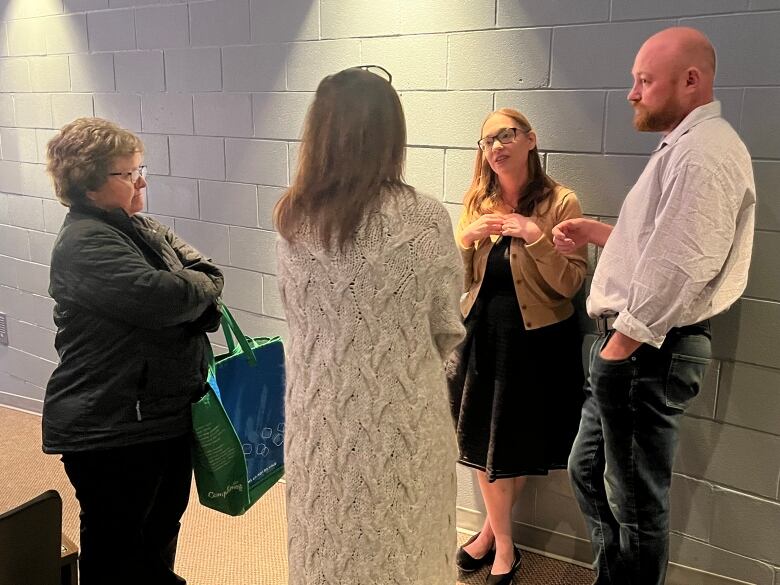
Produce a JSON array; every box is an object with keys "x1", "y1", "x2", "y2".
[
  {"x1": 485, "y1": 545, "x2": 522, "y2": 585},
  {"x1": 456, "y1": 532, "x2": 496, "y2": 573}
]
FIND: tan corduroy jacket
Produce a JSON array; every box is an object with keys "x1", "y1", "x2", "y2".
[{"x1": 455, "y1": 184, "x2": 587, "y2": 330}]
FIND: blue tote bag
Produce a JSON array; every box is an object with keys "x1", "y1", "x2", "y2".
[{"x1": 192, "y1": 304, "x2": 286, "y2": 516}]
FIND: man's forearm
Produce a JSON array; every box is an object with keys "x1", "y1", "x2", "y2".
[{"x1": 588, "y1": 220, "x2": 614, "y2": 248}]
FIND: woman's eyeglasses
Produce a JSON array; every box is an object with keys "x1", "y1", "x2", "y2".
[
  {"x1": 478, "y1": 128, "x2": 526, "y2": 151},
  {"x1": 354, "y1": 64, "x2": 393, "y2": 84},
  {"x1": 108, "y1": 165, "x2": 148, "y2": 184}
]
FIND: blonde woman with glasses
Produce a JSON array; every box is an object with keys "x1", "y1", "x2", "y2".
[
  {"x1": 275, "y1": 67, "x2": 465, "y2": 585},
  {"x1": 448, "y1": 108, "x2": 587, "y2": 584}
]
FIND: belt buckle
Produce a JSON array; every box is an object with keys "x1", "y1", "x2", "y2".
[{"x1": 596, "y1": 314, "x2": 617, "y2": 335}]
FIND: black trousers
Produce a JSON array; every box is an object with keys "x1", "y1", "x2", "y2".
[{"x1": 62, "y1": 435, "x2": 193, "y2": 585}]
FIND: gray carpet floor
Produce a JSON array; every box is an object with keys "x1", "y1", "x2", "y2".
[{"x1": 0, "y1": 406, "x2": 594, "y2": 584}]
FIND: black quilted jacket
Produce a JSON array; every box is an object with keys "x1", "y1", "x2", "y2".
[{"x1": 43, "y1": 204, "x2": 224, "y2": 453}]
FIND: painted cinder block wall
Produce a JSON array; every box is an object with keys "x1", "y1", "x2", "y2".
[{"x1": 0, "y1": 1, "x2": 777, "y2": 583}]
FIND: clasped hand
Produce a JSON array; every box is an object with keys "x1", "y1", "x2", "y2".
[
  {"x1": 501, "y1": 213, "x2": 541, "y2": 241},
  {"x1": 465, "y1": 213, "x2": 540, "y2": 245}
]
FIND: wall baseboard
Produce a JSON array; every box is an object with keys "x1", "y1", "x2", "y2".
[
  {"x1": 666, "y1": 564, "x2": 757, "y2": 585},
  {"x1": 456, "y1": 506, "x2": 594, "y2": 565},
  {"x1": 456, "y1": 507, "x2": 760, "y2": 585},
  {"x1": 0, "y1": 392, "x2": 43, "y2": 415}
]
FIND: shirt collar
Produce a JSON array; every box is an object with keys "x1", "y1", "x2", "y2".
[
  {"x1": 70, "y1": 203, "x2": 135, "y2": 230},
  {"x1": 654, "y1": 100, "x2": 722, "y2": 152}
]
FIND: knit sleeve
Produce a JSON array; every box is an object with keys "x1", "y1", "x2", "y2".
[{"x1": 425, "y1": 201, "x2": 467, "y2": 360}]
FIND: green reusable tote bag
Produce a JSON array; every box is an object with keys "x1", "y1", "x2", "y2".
[{"x1": 191, "y1": 303, "x2": 286, "y2": 516}]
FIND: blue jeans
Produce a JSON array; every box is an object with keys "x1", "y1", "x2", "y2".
[{"x1": 568, "y1": 322, "x2": 711, "y2": 585}]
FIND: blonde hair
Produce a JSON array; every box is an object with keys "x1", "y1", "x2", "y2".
[
  {"x1": 462, "y1": 108, "x2": 555, "y2": 222},
  {"x1": 274, "y1": 68, "x2": 409, "y2": 249},
  {"x1": 46, "y1": 117, "x2": 143, "y2": 207}
]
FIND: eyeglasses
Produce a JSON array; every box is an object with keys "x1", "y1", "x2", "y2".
[
  {"x1": 478, "y1": 128, "x2": 525, "y2": 151},
  {"x1": 354, "y1": 64, "x2": 393, "y2": 84},
  {"x1": 108, "y1": 165, "x2": 147, "y2": 184}
]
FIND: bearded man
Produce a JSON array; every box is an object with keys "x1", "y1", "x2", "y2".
[{"x1": 552, "y1": 27, "x2": 756, "y2": 585}]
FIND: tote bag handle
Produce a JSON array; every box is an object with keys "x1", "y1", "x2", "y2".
[
  {"x1": 220, "y1": 303, "x2": 256, "y2": 364},
  {"x1": 207, "y1": 303, "x2": 257, "y2": 375}
]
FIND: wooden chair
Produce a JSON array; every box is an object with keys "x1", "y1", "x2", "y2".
[
  {"x1": 60, "y1": 532, "x2": 79, "y2": 585},
  {"x1": 0, "y1": 490, "x2": 65, "y2": 585}
]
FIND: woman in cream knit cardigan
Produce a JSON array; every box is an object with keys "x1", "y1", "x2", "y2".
[{"x1": 274, "y1": 66, "x2": 465, "y2": 585}]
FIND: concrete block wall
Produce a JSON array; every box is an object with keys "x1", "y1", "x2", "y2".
[{"x1": 0, "y1": 1, "x2": 777, "y2": 583}]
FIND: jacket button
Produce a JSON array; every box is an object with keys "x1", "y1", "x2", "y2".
[
  {"x1": 525, "y1": 321, "x2": 532, "y2": 327},
  {"x1": 511, "y1": 253, "x2": 517, "y2": 259},
  {"x1": 515, "y1": 279, "x2": 521, "y2": 285},
  {"x1": 521, "y1": 304, "x2": 527, "y2": 310}
]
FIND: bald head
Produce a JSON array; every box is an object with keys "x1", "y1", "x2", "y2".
[
  {"x1": 638, "y1": 27, "x2": 716, "y2": 92},
  {"x1": 629, "y1": 27, "x2": 716, "y2": 132}
]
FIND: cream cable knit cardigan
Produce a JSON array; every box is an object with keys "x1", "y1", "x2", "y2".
[{"x1": 277, "y1": 189, "x2": 466, "y2": 585}]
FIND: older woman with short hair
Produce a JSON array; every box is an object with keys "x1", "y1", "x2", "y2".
[{"x1": 43, "y1": 117, "x2": 224, "y2": 585}]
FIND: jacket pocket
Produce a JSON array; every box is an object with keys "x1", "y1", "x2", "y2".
[{"x1": 137, "y1": 356, "x2": 203, "y2": 420}]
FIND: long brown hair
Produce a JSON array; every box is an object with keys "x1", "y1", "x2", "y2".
[
  {"x1": 462, "y1": 108, "x2": 555, "y2": 221},
  {"x1": 274, "y1": 67, "x2": 409, "y2": 249}
]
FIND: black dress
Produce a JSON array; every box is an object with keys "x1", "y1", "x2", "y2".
[{"x1": 448, "y1": 236, "x2": 584, "y2": 481}]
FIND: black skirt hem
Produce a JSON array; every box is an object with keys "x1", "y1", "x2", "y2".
[{"x1": 457, "y1": 459, "x2": 569, "y2": 481}]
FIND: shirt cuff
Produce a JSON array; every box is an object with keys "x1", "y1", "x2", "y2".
[{"x1": 613, "y1": 311, "x2": 667, "y2": 348}]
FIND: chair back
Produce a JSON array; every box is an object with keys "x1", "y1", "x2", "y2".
[{"x1": 0, "y1": 490, "x2": 62, "y2": 585}]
